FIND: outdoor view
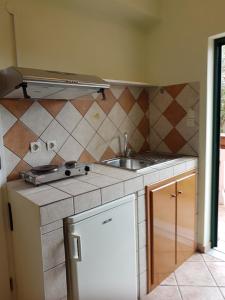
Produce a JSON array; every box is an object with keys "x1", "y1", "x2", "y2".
[
  {"x1": 221, "y1": 46, "x2": 225, "y2": 132},
  {"x1": 218, "y1": 45, "x2": 225, "y2": 252}
]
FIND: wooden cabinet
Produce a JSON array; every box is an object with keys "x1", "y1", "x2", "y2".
[{"x1": 146, "y1": 172, "x2": 196, "y2": 292}]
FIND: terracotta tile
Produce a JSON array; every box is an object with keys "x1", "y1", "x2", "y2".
[
  {"x1": 71, "y1": 95, "x2": 94, "y2": 116},
  {"x1": 0, "y1": 99, "x2": 33, "y2": 118},
  {"x1": 100, "y1": 147, "x2": 115, "y2": 161},
  {"x1": 138, "y1": 116, "x2": 150, "y2": 137},
  {"x1": 38, "y1": 100, "x2": 66, "y2": 117},
  {"x1": 50, "y1": 154, "x2": 65, "y2": 166},
  {"x1": 7, "y1": 160, "x2": 31, "y2": 181},
  {"x1": 163, "y1": 100, "x2": 186, "y2": 126},
  {"x1": 139, "y1": 140, "x2": 150, "y2": 153},
  {"x1": 97, "y1": 89, "x2": 116, "y2": 114},
  {"x1": 119, "y1": 88, "x2": 135, "y2": 113},
  {"x1": 165, "y1": 84, "x2": 187, "y2": 99},
  {"x1": 164, "y1": 128, "x2": 186, "y2": 153},
  {"x1": 137, "y1": 89, "x2": 149, "y2": 112},
  {"x1": 4, "y1": 121, "x2": 38, "y2": 158},
  {"x1": 78, "y1": 150, "x2": 96, "y2": 163}
]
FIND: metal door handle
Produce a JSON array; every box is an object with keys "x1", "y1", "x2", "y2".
[
  {"x1": 71, "y1": 233, "x2": 82, "y2": 261},
  {"x1": 170, "y1": 194, "x2": 176, "y2": 198},
  {"x1": 178, "y1": 191, "x2": 183, "y2": 194}
]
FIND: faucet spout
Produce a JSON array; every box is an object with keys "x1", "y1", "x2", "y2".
[{"x1": 124, "y1": 132, "x2": 128, "y2": 157}]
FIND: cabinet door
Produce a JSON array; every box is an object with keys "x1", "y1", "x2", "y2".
[
  {"x1": 176, "y1": 174, "x2": 196, "y2": 265},
  {"x1": 147, "y1": 181, "x2": 176, "y2": 290}
]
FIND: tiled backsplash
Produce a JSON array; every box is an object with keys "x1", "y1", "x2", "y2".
[
  {"x1": 0, "y1": 82, "x2": 199, "y2": 181},
  {"x1": 0, "y1": 86, "x2": 150, "y2": 180},
  {"x1": 149, "y1": 82, "x2": 199, "y2": 155}
]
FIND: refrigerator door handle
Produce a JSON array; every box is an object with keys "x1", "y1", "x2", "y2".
[{"x1": 71, "y1": 233, "x2": 82, "y2": 261}]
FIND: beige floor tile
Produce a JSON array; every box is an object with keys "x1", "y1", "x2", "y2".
[
  {"x1": 203, "y1": 253, "x2": 224, "y2": 262},
  {"x1": 187, "y1": 253, "x2": 204, "y2": 262},
  {"x1": 220, "y1": 287, "x2": 225, "y2": 297},
  {"x1": 175, "y1": 262, "x2": 216, "y2": 286},
  {"x1": 180, "y1": 286, "x2": 224, "y2": 300},
  {"x1": 143, "y1": 286, "x2": 181, "y2": 300},
  {"x1": 160, "y1": 273, "x2": 177, "y2": 286},
  {"x1": 206, "y1": 262, "x2": 225, "y2": 286}
]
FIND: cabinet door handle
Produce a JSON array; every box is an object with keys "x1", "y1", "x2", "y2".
[
  {"x1": 170, "y1": 194, "x2": 176, "y2": 198},
  {"x1": 71, "y1": 233, "x2": 82, "y2": 261},
  {"x1": 178, "y1": 191, "x2": 183, "y2": 194}
]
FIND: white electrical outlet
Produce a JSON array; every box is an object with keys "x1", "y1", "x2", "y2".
[
  {"x1": 30, "y1": 142, "x2": 41, "y2": 153},
  {"x1": 46, "y1": 141, "x2": 57, "y2": 151}
]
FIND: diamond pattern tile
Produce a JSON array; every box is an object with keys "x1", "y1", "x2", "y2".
[
  {"x1": 0, "y1": 99, "x2": 33, "y2": 118},
  {"x1": 0, "y1": 82, "x2": 199, "y2": 180},
  {"x1": 152, "y1": 90, "x2": 173, "y2": 113},
  {"x1": 164, "y1": 128, "x2": 186, "y2": 153},
  {"x1": 165, "y1": 84, "x2": 186, "y2": 98},
  {"x1": 40, "y1": 120, "x2": 70, "y2": 150},
  {"x1": 58, "y1": 136, "x2": 83, "y2": 161},
  {"x1": 72, "y1": 118, "x2": 95, "y2": 148},
  {"x1": 100, "y1": 147, "x2": 115, "y2": 161},
  {"x1": 4, "y1": 121, "x2": 38, "y2": 158},
  {"x1": 79, "y1": 150, "x2": 96, "y2": 163},
  {"x1": 119, "y1": 116, "x2": 136, "y2": 139},
  {"x1": 138, "y1": 89, "x2": 149, "y2": 112},
  {"x1": 97, "y1": 89, "x2": 116, "y2": 114},
  {"x1": 84, "y1": 102, "x2": 106, "y2": 130},
  {"x1": 98, "y1": 117, "x2": 117, "y2": 143},
  {"x1": 108, "y1": 102, "x2": 126, "y2": 128},
  {"x1": 20, "y1": 101, "x2": 53, "y2": 136},
  {"x1": 87, "y1": 133, "x2": 107, "y2": 161},
  {"x1": 119, "y1": 88, "x2": 135, "y2": 113},
  {"x1": 71, "y1": 95, "x2": 94, "y2": 116},
  {"x1": 4, "y1": 147, "x2": 20, "y2": 176},
  {"x1": 128, "y1": 103, "x2": 144, "y2": 126},
  {"x1": 56, "y1": 102, "x2": 82, "y2": 133},
  {"x1": 0, "y1": 104, "x2": 17, "y2": 136},
  {"x1": 163, "y1": 101, "x2": 186, "y2": 126},
  {"x1": 50, "y1": 154, "x2": 65, "y2": 166},
  {"x1": 23, "y1": 139, "x2": 55, "y2": 167},
  {"x1": 130, "y1": 129, "x2": 145, "y2": 152},
  {"x1": 176, "y1": 85, "x2": 199, "y2": 111},
  {"x1": 128, "y1": 86, "x2": 142, "y2": 100},
  {"x1": 7, "y1": 160, "x2": 31, "y2": 181},
  {"x1": 39, "y1": 100, "x2": 66, "y2": 117},
  {"x1": 138, "y1": 116, "x2": 150, "y2": 138},
  {"x1": 153, "y1": 115, "x2": 173, "y2": 139}
]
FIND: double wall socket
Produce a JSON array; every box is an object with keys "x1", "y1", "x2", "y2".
[{"x1": 30, "y1": 141, "x2": 57, "y2": 153}]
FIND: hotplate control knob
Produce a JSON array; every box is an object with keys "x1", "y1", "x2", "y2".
[
  {"x1": 65, "y1": 170, "x2": 71, "y2": 176},
  {"x1": 84, "y1": 166, "x2": 90, "y2": 172}
]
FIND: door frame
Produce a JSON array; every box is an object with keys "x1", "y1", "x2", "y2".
[{"x1": 211, "y1": 37, "x2": 225, "y2": 247}]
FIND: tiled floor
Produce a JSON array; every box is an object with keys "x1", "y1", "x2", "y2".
[
  {"x1": 217, "y1": 204, "x2": 225, "y2": 252},
  {"x1": 143, "y1": 252, "x2": 225, "y2": 300}
]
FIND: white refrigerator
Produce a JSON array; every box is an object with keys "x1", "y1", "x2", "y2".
[{"x1": 64, "y1": 194, "x2": 137, "y2": 300}]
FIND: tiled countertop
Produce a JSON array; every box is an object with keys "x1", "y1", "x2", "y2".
[{"x1": 7, "y1": 156, "x2": 198, "y2": 226}]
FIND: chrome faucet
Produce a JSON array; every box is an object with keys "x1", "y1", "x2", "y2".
[{"x1": 124, "y1": 132, "x2": 131, "y2": 157}]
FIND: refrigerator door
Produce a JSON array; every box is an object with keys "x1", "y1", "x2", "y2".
[{"x1": 66, "y1": 195, "x2": 137, "y2": 300}]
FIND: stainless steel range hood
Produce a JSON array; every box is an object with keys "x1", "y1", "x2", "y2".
[{"x1": 0, "y1": 67, "x2": 110, "y2": 100}]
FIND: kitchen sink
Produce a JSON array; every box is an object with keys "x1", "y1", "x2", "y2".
[
  {"x1": 100, "y1": 152, "x2": 180, "y2": 172},
  {"x1": 101, "y1": 157, "x2": 153, "y2": 171}
]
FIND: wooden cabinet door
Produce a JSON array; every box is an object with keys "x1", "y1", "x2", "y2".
[
  {"x1": 147, "y1": 181, "x2": 176, "y2": 290},
  {"x1": 176, "y1": 174, "x2": 196, "y2": 265}
]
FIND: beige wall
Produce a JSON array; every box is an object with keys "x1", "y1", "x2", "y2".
[
  {"x1": 6, "y1": 0, "x2": 160, "y2": 83},
  {"x1": 0, "y1": 1, "x2": 15, "y2": 299},
  {"x1": 146, "y1": 0, "x2": 225, "y2": 248}
]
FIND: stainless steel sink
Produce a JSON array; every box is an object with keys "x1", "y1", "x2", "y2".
[
  {"x1": 100, "y1": 152, "x2": 180, "y2": 172},
  {"x1": 101, "y1": 157, "x2": 154, "y2": 171}
]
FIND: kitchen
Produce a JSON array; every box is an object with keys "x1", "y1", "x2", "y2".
[{"x1": 0, "y1": 1, "x2": 224, "y2": 300}]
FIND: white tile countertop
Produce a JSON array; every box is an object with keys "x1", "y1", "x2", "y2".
[{"x1": 7, "y1": 156, "x2": 198, "y2": 226}]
